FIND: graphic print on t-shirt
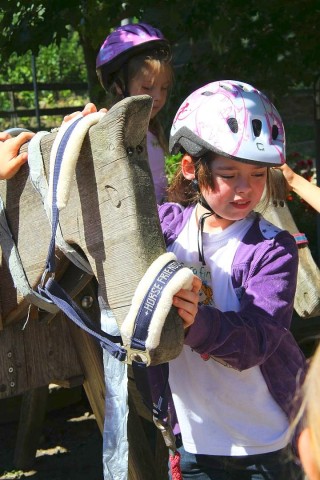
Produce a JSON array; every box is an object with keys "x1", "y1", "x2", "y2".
[{"x1": 183, "y1": 261, "x2": 214, "y2": 306}]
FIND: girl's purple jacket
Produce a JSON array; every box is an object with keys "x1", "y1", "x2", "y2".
[{"x1": 157, "y1": 202, "x2": 306, "y2": 420}]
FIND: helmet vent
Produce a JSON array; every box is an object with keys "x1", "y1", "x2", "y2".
[
  {"x1": 227, "y1": 117, "x2": 238, "y2": 133},
  {"x1": 252, "y1": 119, "x2": 262, "y2": 137},
  {"x1": 272, "y1": 125, "x2": 279, "y2": 140},
  {"x1": 201, "y1": 91, "x2": 214, "y2": 96}
]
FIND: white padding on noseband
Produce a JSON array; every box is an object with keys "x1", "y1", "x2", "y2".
[
  {"x1": 121, "y1": 252, "x2": 194, "y2": 351},
  {"x1": 48, "y1": 111, "x2": 106, "y2": 210}
]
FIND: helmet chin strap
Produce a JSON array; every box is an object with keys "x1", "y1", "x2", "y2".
[
  {"x1": 192, "y1": 179, "x2": 222, "y2": 265},
  {"x1": 197, "y1": 209, "x2": 213, "y2": 265},
  {"x1": 191, "y1": 178, "x2": 222, "y2": 219}
]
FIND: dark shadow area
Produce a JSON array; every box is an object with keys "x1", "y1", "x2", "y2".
[
  {"x1": 291, "y1": 313, "x2": 320, "y2": 358},
  {"x1": 0, "y1": 391, "x2": 103, "y2": 480}
]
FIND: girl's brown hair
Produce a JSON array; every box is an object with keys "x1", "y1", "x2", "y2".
[{"x1": 98, "y1": 49, "x2": 173, "y2": 153}]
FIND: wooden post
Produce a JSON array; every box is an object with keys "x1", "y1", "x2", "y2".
[{"x1": 14, "y1": 386, "x2": 48, "y2": 470}]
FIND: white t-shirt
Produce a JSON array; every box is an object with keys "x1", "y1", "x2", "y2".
[
  {"x1": 167, "y1": 209, "x2": 289, "y2": 456},
  {"x1": 147, "y1": 130, "x2": 167, "y2": 204}
]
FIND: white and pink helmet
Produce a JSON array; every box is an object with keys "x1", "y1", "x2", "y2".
[
  {"x1": 96, "y1": 22, "x2": 171, "y2": 72},
  {"x1": 169, "y1": 80, "x2": 286, "y2": 166}
]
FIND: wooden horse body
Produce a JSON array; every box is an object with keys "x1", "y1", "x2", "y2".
[{"x1": 0, "y1": 95, "x2": 184, "y2": 360}]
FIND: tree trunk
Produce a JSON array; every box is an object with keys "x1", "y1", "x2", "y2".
[{"x1": 78, "y1": 32, "x2": 106, "y2": 107}]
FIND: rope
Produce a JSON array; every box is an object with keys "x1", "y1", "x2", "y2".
[{"x1": 169, "y1": 451, "x2": 183, "y2": 480}]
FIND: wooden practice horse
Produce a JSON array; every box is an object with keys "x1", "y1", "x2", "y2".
[{"x1": 0, "y1": 95, "x2": 183, "y2": 478}]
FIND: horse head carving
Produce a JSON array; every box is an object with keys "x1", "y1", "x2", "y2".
[{"x1": 0, "y1": 95, "x2": 185, "y2": 365}]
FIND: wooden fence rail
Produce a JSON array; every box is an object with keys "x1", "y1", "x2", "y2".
[{"x1": 0, "y1": 82, "x2": 88, "y2": 130}]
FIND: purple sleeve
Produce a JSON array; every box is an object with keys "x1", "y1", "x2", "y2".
[
  {"x1": 184, "y1": 232, "x2": 299, "y2": 371},
  {"x1": 158, "y1": 203, "x2": 193, "y2": 246}
]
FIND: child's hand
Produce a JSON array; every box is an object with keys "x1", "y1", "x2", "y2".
[
  {"x1": 173, "y1": 275, "x2": 202, "y2": 329},
  {"x1": 63, "y1": 102, "x2": 107, "y2": 123},
  {"x1": 274, "y1": 164, "x2": 296, "y2": 190},
  {"x1": 0, "y1": 131, "x2": 35, "y2": 180}
]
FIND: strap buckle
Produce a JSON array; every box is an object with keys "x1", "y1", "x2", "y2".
[
  {"x1": 123, "y1": 345, "x2": 151, "y2": 366},
  {"x1": 153, "y1": 416, "x2": 177, "y2": 452},
  {"x1": 40, "y1": 268, "x2": 55, "y2": 288}
]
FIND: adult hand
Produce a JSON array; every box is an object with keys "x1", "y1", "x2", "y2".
[{"x1": 0, "y1": 131, "x2": 35, "y2": 180}]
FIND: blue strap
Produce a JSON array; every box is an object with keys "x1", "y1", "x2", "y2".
[
  {"x1": 39, "y1": 278, "x2": 127, "y2": 361},
  {"x1": 38, "y1": 117, "x2": 174, "y2": 372},
  {"x1": 130, "y1": 259, "x2": 185, "y2": 351},
  {"x1": 38, "y1": 118, "x2": 129, "y2": 362},
  {"x1": 132, "y1": 362, "x2": 170, "y2": 420},
  {"x1": 100, "y1": 306, "x2": 128, "y2": 480},
  {"x1": 47, "y1": 117, "x2": 82, "y2": 273}
]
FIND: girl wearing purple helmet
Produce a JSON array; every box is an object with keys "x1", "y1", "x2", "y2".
[
  {"x1": 155, "y1": 80, "x2": 306, "y2": 479},
  {"x1": 96, "y1": 22, "x2": 173, "y2": 204}
]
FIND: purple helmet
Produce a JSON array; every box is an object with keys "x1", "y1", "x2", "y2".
[
  {"x1": 96, "y1": 22, "x2": 171, "y2": 73},
  {"x1": 170, "y1": 80, "x2": 286, "y2": 166}
]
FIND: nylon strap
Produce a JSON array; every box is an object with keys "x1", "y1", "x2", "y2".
[
  {"x1": 39, "y1": 278, "x2": 126, "y2": 360},
  {"x1": 28, "y1": 131, "x2": 93, "y2": 275},
  {"x1": 130, "y1": 259, "x2": 185, "y2": 352},
  {"x1": 0, "y1": 194, "x2": 59, "y2": 313},
  {"x1": 35, "y1": 117, "x2": 128, "y2": 361}
]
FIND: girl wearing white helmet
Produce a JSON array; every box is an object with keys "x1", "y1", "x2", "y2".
[
  {"x1": 96, "y1": 22, "x2": 174, "y2": 204},
  {"x1": 156, "y1": 80, "x2": 306, "y2": 479}
]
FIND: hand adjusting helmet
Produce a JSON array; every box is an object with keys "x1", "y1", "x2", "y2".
[
  {"x1": 96, "y1": 22, "x2": 171, "y2": 90},
  {"x1": 169, "y1": 80, "x2": 286, "y2": 166}
]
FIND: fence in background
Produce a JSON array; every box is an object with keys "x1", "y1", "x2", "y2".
[{"x1": 0, "y1": 82, "x2": 88, "y2": 131}]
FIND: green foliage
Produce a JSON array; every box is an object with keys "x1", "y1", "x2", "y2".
[
  {"x1": 139, "y1": 0, "x2": 319, "y2": 97},
  {"x1": 287, "y1": 124, "x2": 315, "y2": 145},
  {"x1": 0, "y1": 29, "x2": 86, "y2": 86},
  {"x1": 165, "y1": 152, "x2": 182, "y2": 184},
  {"x1": 0, "y1": 29, "x2": 88, "y2": 130},
  {"x1": 0, "y1": 1, "x2": 126, "y2": 103},
  {"x1": 0, "y1": 1, "x2": 126, "y2": 61},
  {"x1": 1, "y1": 1, "x2": 319, "y2": 104}
]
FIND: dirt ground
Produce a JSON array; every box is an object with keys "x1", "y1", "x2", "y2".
[{"x1": 0, "y1": 388, "x2": 103, "y2": 480}]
